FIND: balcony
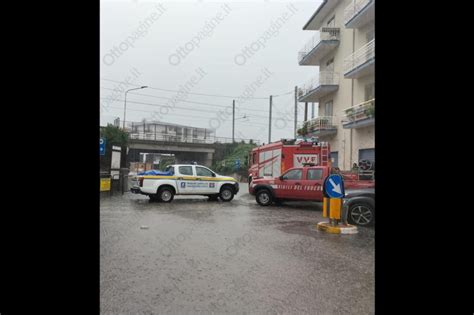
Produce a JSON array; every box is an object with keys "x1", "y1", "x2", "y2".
[
  {"x1": 344, "y1": 0, "x2": 375, "y2": 29},
  {"x1": 298, "y1": 71, "x2": 339, "y2": 102},
  {"x1": 341, "y1": 99, "x2": 375, "y2": 129},
  {"x1": 344, "y1": 39, "x2": 374, "y2": 78},
  {"x1": 298, "y1": 27, "x2": 340, "y2": 66},
  {"x1": 298, "y1": 116, "x2": 338, "y2": 137}
]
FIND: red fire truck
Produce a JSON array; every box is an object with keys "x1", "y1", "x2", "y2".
[{"x1": 247, "y1": 139, "x2": 331, "y2": 184}]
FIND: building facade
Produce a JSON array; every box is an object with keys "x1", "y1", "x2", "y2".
[
  {"x1": 127, "y1": 121, "x2": 216, "y2": 144},
  {"x1": 297, "y1": 0, "x2": 374, "y2": 171}
]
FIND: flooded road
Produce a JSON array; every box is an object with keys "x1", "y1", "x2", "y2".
[{"x1": 100, "y1": 183, "x2": 374, "y2": 314}]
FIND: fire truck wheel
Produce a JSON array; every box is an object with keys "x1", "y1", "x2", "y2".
[{"x1": 256, "y1": 189, "x2": 273, "y2": 206}]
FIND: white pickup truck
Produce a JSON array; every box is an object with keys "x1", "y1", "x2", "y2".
[{"x1": 131, "y1": 164, "x2": 239, "y2": 202}]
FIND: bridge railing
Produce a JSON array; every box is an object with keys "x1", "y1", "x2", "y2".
[{"x1": 127, "y1": 132, "x2": 260, "y2": 145}]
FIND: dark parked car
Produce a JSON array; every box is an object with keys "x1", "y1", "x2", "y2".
[{"x1": 342, "y1": 188, "x2": 375, "y2": 226}]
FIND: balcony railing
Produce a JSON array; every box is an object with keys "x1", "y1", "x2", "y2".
[
  {"x1": 298, "y1": 116, "x2": 337, "y2": 137},
  {"x1": 342, "y1": 98, "x2": 375, "y2": 128},
  {"x1": 298, "y1": 27, "x2": 340, "y2": 64},
  {"x1": 344, "y1": 39, "x2": 375, "y2": 76},
  {"x1": 344, "y1": 0, "x2": 373, "y2": 25},
  {"x1": 299, "y1": 71, "x2": 339, "y2": 97}
]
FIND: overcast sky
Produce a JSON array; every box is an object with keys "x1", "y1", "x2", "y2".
[{"x1": 100, "y1": 0, "x2": 321, "y2": 144}]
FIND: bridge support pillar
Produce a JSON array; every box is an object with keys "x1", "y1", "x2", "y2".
[{"x1": 204, "y1": 152, "x2": 213, "y2": 167}]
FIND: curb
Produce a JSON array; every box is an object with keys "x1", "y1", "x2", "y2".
[{"x1": 316, "y1": 222, "x2": 358, "y2": 234}]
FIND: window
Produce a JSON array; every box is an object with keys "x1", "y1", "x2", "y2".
[
  {"x1": 366, "y1": 28, "x2": 375, "y2": 42},
  {"x1": 365, "y1": 82, "x2": 375, "y2": 101},
  {"x1": 324, "y1": 100, "x2": 333, "y2": 117},
  {"x1": 326, "y1": 58, "x2": 334, "y2": 71},
  {"x1": 253, "y1": 153, "x2": 257, "y2": 164},
  {"x1": 165, "y1": 165, "x2": 175, "y2": 175},
  {"x1": 178, "y1": 166, "x2": 193, "y2": 176},
  {"x1": 282, "y1": 169, "x2": 302, "y2": 180},
  {"x1": 307, "y1": 169, "x2": 323, "y2": 180},
  {"x1": 196, "y1": 166, "x2": 213, "y2": 177}
]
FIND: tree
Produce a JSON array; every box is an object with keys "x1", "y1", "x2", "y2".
[
  {"x1": 100, "y1": 124, "x2": 129, "y2": 172},
  {"x1": 100, "y1": 124, "x2": 128, "y2": 146}
]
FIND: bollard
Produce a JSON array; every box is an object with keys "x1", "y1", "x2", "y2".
[
  {"x1": 323, "y1": 197, "x2": 329, "y2": 218},
  {"x1": 317, "y1": 173, "x2": 357, "y2": 234},
  {"x1": 329, "y1": 198, "x2": 342, "y2": 222}
]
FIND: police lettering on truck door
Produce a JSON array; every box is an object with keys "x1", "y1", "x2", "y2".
[
  {"x1": 194, "y1": 166, "x2": 219, "y2": 194},
  {"x1": 176, "y1": 165, "x2": 195, "y2": 194}
]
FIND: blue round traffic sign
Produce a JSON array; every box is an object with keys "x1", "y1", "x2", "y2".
[{"x1": 323, "y1": 174, "x2": 345, "y2": 198}]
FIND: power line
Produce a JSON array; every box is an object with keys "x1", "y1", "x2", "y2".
[
  {"x1": 272, "y1": 90, "x2": 293, "y2": 97},
  {"x1": 101, "y1": 78, "x2": 270, "y2": 100},
  {"x1": 100, "y1": 86, "x2": 270, "y2": 113},
  {"x1": 100, "y1": 97, "x2": 296, "y2": 122},
  {"x1": 103, "y1": 106, "x2": 272, "y2": 128}
]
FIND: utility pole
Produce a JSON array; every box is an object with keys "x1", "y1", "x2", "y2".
[
  {"x1": 232, "y1": 100, "x2": 235, "y2": 143},
  {"x1": 268, "y1": 95, "x2": 273, "y2": 143},
  {"x1": 304, "y1": 102, "x2": 308, "y2": 122},
  {"x1": 294, "y1": 86, "x2": 298, "y2": 138}
]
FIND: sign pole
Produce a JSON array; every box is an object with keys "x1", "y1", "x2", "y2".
[{"x1": 317, "y1": 174, "x2": 357, "y2": 234}]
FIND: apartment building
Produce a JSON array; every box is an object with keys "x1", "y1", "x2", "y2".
[
  {"x1": 297, "y1": 0, "x2": 374, "y2": 171},
  {"x1": 127, "y1": 121, "x2": 216, "y2": 143}
]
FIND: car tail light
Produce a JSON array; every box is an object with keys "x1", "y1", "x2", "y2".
[{"x1": 139, "y1": 177, "x2": 144, "y2": 187}]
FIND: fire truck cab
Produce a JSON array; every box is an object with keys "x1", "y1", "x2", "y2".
[{"x1": 247, "y1": 139, "x2": 330, "y2": 184}]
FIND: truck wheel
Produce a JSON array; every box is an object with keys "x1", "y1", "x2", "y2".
[
  {"x1": 219, "y1": 186, "x2": 234, "y2": 202},
  {"x1": 256, "y1": 189, "x2": 273, "y2": 206},
  {"x1": 347, "y1": 203, "x2": 374, "y2": 226},
  {"x1": 158, "y1": 187, "x2": 174, "y2": 203}
]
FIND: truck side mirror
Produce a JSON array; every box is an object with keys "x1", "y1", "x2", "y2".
[
  {"x1": 212, "y1": 173, "x2": 216, "y2": 177},
  {"x1": 279, "y1": 175, "x2": 284, "y2": 180}
]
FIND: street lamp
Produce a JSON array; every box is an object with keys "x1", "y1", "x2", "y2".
[
  {"x1": 233, "y1": 115, "x2": 249, "y2": 142},
  {"x1": 123, "y1": 86, "x2": 148, "y2": 130}
]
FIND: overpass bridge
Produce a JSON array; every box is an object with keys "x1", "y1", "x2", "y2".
[{"x1": 127, "y1": 134, "x2": 259, "y2": 167}]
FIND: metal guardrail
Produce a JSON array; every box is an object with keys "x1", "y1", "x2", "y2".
[
  {"x1": 344, "y1": 0, "x2": 373, "y2": 25},
  {"x1": 298, "y1": 27, "x2": 340, "y2": 63},
  {"x1": 299, "y1": 72, "x2": 339, "y2": 98},
  {"x1": 128, "y1": 132, "x2": 260, "y2": 145},
  {"x1": 344, "y1": 39, "x2": 375, "y2": 74}
]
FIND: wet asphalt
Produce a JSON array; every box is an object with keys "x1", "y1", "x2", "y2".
[{"x1": 100, "y1": 183, "x2": 374, "y2": 314}]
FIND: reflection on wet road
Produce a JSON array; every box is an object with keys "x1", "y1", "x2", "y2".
[{"x1": 101, "y1": 183, "x2": 374, "y2": 314}]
